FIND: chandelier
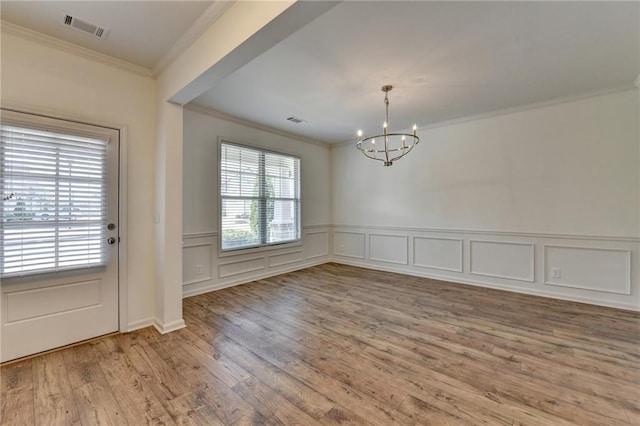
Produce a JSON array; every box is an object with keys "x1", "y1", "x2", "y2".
[{"x1": 356, "y1": 85, "x2": 419, "y2": 166}]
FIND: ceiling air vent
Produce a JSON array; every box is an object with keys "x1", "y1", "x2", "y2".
[
  {"x1": 286, "y1": 116, "x2": 306, "y2": 124},
  {"x1": 61, "y1": 14, "x2": 110, "y2": 40}
]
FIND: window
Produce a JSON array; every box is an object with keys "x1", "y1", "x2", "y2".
[
  {"x1": 220, "y1": 141, "x2": 300, "y2": 251},
  {"x1": 1, "y1": 121, "x2": 108, "y2": 277}
]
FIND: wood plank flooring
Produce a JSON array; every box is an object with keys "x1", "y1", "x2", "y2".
[{"x1": 2, "y1": 263, "x2": 639, "y2": 425}]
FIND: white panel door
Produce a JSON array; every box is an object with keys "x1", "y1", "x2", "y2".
[{"x1": 0, "y1": 110, "x2": 119, "y2": 362}]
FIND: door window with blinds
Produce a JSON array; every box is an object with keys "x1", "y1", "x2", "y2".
[
  {"x1": 220, "y1": 141, "x2": 300, "y2": 251},
  {"x1": 1, "y1": 118, "x2": 108, "y2": 276}
]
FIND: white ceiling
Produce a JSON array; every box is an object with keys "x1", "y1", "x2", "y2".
[
  {"x1": 0, "y1": 1, "x2": 213, "y2": 70},
  {"x1": 2, "y1": 1, "x2": 638, "y2": 144},
  {"x1": 192, "y1": 1, "x2": 640, "y2": 144}
]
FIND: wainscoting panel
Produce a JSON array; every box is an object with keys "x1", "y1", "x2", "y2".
[
  {"x1": 219, "y1": 256, "x2": 266, "y2": 278},
  {"x1": 369, "y1": 234, "x2": 408, "y2": 265},
  {"x1": 306, "y1": 231, "x2": 329, "y2": 259},
  {"x1": 332, "y1": 225, "x2": 638, "y2": 311},
  {"x1": 413, "y1": 237, "x2": 463, "y2": 272},
  {"x1": 469, "y1": 240, "x2": 535, "y2": 282},
  {"x1": 544, "y1": 246, "x2": 631, "y2": 294},
  {"x1": 269, "y1": 250, "x2": 304, "y2": 268},
  {"x1": 334, "y1": 231, "x2": 365, "y2": 259},
  {"x1": 182, "y1": 243, "x2": 213, "y2": 286},
  {"x1": 183, "y1": 226, "x2": 332, "y2": 298}
]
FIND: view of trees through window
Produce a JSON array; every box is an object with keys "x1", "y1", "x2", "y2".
[{"x1": 220, "y1": 142, "x2": 300, "y2": 251}]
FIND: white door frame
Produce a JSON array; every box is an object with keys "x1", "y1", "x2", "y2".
[{"x1": 1, "y1": 104, "x2": 129, "y2": 333}]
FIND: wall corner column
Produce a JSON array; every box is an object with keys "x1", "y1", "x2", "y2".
[{"x1": 154, "y1": 100, "x2": 186, "y2": 333}]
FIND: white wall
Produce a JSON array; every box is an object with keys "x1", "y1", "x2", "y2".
[
  {"x1": 333, "y1": 90, "x2": 639, "y2": 236},
  {"x1": 331, "y1": 90, "x2": 640, "y2": 310},
  {"x1": 181, "y1": 107, "x2": 332, "y2": 296},
  {"x1": 1, "y1": 30, "x2": 158, "y2": 328}
]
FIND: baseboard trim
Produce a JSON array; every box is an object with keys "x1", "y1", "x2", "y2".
[
  {"x1": 128, "y1": 318, "x2": 191, "y2": 334},
  {"x1": 153, "y1": 318, "x2": 187, "y2": 334},
  {"x1": 332, "y1": 258, "x2": 640, "y2": 312},
  {"x1": 125, "y1": 318, "x2": 155, "y2": 332}
]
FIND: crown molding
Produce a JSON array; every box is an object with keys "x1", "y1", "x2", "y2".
[
  {"x1": 1, "y1": 20, "x2": 153, "y2": 78},
  {"x1": 184, "y1": 103, "x2": 330, "y2": 148},
  {"x1": 153, "y1": 1, "x2": 235, "y2": 76},
  {"x1": 331, "y1": 84, "x2": 638, "y2": 149},
  {"x1": 420, "y1": 85, "x2": 637, "y2": 132}
]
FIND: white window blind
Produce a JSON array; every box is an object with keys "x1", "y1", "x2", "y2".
[
  {"x1": 220, "y1": 141, "x2": 300, "y2": 251},
  {"x1": 1, "y1": 124, "x2": 108, "y2": 277}
]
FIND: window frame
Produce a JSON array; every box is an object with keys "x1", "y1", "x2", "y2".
[{"x1": 218, "y1": 138, "x2": 302, "y2": 255}]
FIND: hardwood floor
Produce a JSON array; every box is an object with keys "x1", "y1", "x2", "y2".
[{"x1": 2, "y1": 263, "x2": 639, "y2": 425}]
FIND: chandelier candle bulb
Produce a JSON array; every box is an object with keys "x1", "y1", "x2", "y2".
[{"x1": 355, "y1": 84, "x2": 420, "y2": 166}]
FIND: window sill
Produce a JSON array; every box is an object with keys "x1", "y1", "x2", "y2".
[{"x1": 218, "y1": 240, "x2": 302, "y2": 258}]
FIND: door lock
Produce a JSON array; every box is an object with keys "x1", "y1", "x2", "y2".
[
  {"x1": 107, "y1": 237, "x2": 116, "y2": 245},
  {"x1": 107, "y1": 223, "x2": 116, "y2": 230}
]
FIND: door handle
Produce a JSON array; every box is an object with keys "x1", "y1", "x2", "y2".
[{"x1": 107, "y1": 237, "x2": 116, "y2": 245}]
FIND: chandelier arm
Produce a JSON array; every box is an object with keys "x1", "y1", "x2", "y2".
[
  {"x1": 389, "y1": 142, "x2": 417, "y2": 163},
  {"x1": 385, "y1": 137, "x2": 389, "y2": 164},
  {"x1": 384, "y1": 92, "x2": 390, "y2": 165},
  {"x1": 357, "y1": 134, "x2": 419, "y2": 153},
  {"x1": 364, "y1": 135, "x2": 418, "y2": 149},
  {"x1": 361, "y1": 151, "x2": 386, "y2": 164}
]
